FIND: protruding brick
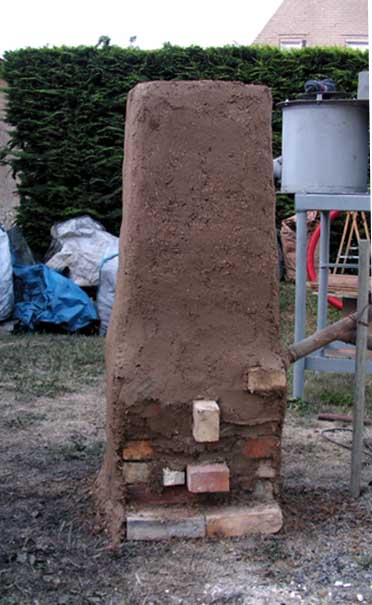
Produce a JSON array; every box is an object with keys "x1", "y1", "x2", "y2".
[
  {"x1": 122, "y1": 440, "x2": 154, "y2": 461},
  {"x1": 256, "y1": 460, "x2": 276, "y2": 479},
  {"x1": 187, "y1": 463, "x2": 230, "y2": 493},
  {"x1": 126, "y1": 508, "x2": 206, "y2": 540},
  {"x1": 243, "y1": 436, "x2": 280, "y2": 459},
  {"x1": 162, "y1": 468, "x2": 185, "y2": 487},
  {"x1": 193, "y1": 400, "x2": 220, "y2": 442},
  {"x1": 206, "y1": 503, "x2": 283, "y2": 537},
  {"x1": 123, "y1": 462, "x2": 151, "y2": 484},
  {"x1": 246, "y1": 367, "x2": 287, "y2": 394}
]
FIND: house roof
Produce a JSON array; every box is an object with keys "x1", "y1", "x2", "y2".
[{"x1": 254, "y1": 0, "x2": 368, "y2": 47}]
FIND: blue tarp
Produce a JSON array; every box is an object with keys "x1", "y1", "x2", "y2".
[{"x1": 13, "y1": 264, "x2": 98, "y2": 332}]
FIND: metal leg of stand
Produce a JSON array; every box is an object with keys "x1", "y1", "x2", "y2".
[
  {"x1": 317, "y1": 211, "x2": 330, "y2": 333},
  {"x1": 293, "y1": 209, "x2": 307, "y2": 399}
]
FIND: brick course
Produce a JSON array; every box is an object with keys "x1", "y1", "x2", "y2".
[{"x1": 126, "y1": 503, "x2": 283, "y2": 540}]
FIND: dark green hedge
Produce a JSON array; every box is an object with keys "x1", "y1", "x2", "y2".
[{"x1": 1, "y1": 45, "x2": 368, "y2": 254}]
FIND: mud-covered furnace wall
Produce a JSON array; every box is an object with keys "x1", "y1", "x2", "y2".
[{"x1": 97, "y1": 81, "x2": 287, "y2": 542}]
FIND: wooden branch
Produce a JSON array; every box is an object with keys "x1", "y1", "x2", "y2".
[
  {"x1": 286, "y1": 306, "x2": 372, "y2": 366},
  {"x1": 318, "y1": 413, "x2": 372, "y2": 426},
  {"x1": 341, "y1": 329, "x2": 372, "y2": 351}
]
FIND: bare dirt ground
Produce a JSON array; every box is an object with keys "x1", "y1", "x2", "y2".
[{"x1": 0, "y1": 332, "x2": 371, "y2": 605}]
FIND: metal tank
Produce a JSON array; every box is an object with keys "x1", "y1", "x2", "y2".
[{"x1": 278, "y1": 97, "x2": 369, "y2": 194}]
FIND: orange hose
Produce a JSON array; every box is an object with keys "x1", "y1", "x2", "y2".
[{"x1": 306, "y1": 210, "x2": 343, "y2": 310}]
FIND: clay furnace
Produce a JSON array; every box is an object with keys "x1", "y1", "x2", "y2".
[{"x1": 97, "y1": 81, "x2": 287, "y2": 543}]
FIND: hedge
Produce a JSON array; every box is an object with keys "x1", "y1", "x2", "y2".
[{"x1": 1, "y1": 45, "x2": 368, "y2": 255}]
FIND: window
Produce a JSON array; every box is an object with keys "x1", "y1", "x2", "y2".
[
  {"x1": 346, "y1": 40, "x2": 369, "y2": 51},
  {"x1": 280, "y1": 39, "x2": 306, "y2": 50}
]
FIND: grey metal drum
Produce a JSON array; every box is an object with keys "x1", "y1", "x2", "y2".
[{"x1": 279, "y1": 99, "x2": 369, "y2": 194}]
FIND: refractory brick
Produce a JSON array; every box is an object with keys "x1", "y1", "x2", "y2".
[
  {"x1": 246, "y1": 367, "x2": 287, "y2": 394},
  {"x1": 123, "y1": 463, "x2": 151, "y2": 484},
  {"x1": 193, "y1": 400, "x2": 220, "y2": 442},
  {"x1": 127, "y1": 508, "x2": 206, "y2": 540},
  {"x1": 206, "y1": 503, "x2": 283, "y2": 537},
  {"x1": 162, "y1": 468, "x2": 186, "y2": 487}
]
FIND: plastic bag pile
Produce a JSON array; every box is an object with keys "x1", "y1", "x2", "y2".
[
  {"x1": 46, "y1": 216, "x2": 118, "y2": 287},
  {"x1": 1, "y1": 216, "x2": 119, "y2": 334}
]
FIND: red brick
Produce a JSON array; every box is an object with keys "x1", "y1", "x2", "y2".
[
  {"x1": 206, "y1": 503, "x2": 283, "y2": 538},
  {"x1": 187, "y1": 463, "x2": 230, "y2": 493},
  {"x1": 242, "y1": 436, "x2": 280, "y2": 459},
  {"x1": 122, "y1": 440, "x2": 154, "y2": 461}
]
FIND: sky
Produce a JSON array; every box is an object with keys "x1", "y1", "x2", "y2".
[{"x1": 0, "y1": 0, "x2": 283, "y2": 57}]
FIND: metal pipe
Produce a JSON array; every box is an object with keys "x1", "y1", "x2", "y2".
[
  {"x1": 293, "y1": 208, "x2": 307, "y2": 399},
  {"x1": 317, "y1": 211, "x2": 330, "y2": 333}
]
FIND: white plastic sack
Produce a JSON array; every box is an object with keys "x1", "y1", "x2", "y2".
[
  {"x1": 46, "y1": 216, "x2": 119, "y2": 287},
  {"x1": 97, "y1": 254, "x2": 119, "y2": 336},
  {"x1": 0, "y1": 226, "x2": 14, "y2": 321}
]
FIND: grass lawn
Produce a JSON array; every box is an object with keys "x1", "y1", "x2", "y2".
[{"x1": 0, "y1": 333, "x2": 105, "y2": 401}]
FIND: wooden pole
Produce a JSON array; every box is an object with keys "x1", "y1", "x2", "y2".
[
  {"x1": 352, "y1": 211, "x2": 361, "y2": 243},
  {"x1": 286, "y1": 306, "x2": 372, "y2": 366},
  {"x1": 333, "y1": 211, "x2": 351, "y2": 274},
  {"x1": 361, "y1": 211, "x2": 370, "y2": 240},
  {"x1": 350, "y1": 239, "x2": 370, "y2": 498},
  {"x1": 318, "y1": 413, "x2": 372, "y2": 426},
  {"x1": 341, "y1": 329, "x2": 372, "y2": 351},
  {"x1": 341, "y1": 212, "x2": 358, "y2": 274}
]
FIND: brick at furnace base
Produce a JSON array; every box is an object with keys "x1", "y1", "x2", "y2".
[
  {"x1": 187, "y1": 463, "x2": 230, "y2": 493},
  {"x1": 126, "y1": 508, "x2": 206, "y2": 540},
  {"x1": 206, "y1": 503, "x2": 283, "y2": 538}
]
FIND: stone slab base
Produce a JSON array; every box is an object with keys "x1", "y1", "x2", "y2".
[{"x1": 126, "y1": 501, "x2": 283, "y2": 541}]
